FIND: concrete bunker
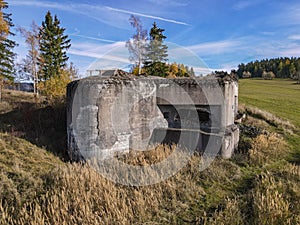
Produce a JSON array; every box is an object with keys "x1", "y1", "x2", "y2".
[{"x1": 67, "y1": 73, "x2": 239, "y2": 161}]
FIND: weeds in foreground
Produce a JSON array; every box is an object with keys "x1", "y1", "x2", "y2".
[
  {"x1": 239, "y1": 104, "x2": 296, "y2": 134},
  {"x1": 0, "y1": 130, "x2": 299, "y2": 224},
  {"x1": 0, "y1": 89, "x2": 299, "y2": 224},
  {"x1": 252, "y1": 172, "x2": 291, "y2": 225},
  {"x1": 249, "y1": 133, "x2": 286, "y2": 166}
]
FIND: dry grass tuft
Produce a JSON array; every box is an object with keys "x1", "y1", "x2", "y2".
[
  {"x1": 249, "y1": 133, "x2": 287, "y2": 165},
  {"x1": 117, "y1": 144, "x2": 176, "y2": 166},
  {"x1": 200, "y1": 197, "x2": 244, "y2": 225},
  {"x1": 0, "y1": 160, "x2": 204, "y2": 225},
  {"x1": 0, "y1": 101, "x2": 12, "y2": 114},
  {"x1": 0, "y1": 135, "x2": 299, "y2": 224},
  {"x1": 239, "y1": 104, "x2": 296, "y2": 134},
  {"x1": 0, "y1": 88, "x2": 299, "y2": 224},
  {"x1": 252, "y1": 172, "x2": 292, "y2": 225}
]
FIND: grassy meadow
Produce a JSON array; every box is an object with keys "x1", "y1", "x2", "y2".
[
  {"x1": 239, "y1": 78, "x2": 300, "y2": 164},
  {"x1": 239, "y1": 78, "x2": 300, "y2": 127},
  {"x1": 0, "y1": 80, "x2": 299, "y2": 224}
]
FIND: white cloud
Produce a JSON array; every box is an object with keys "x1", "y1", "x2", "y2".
[
  {"x1": 105, "y1": 6, "x2": 189, "y2": 26},
  {"x1": 10, "y1": 0, "x2": 64, "y2": 9},
  {"x1": 70, "y1": 41, "x2": 127, "y2": 57},
  {"x1": 192, "y1": 67, "x2": 212, "y2": 75},
  {"x1": 273, "y1": 3, "x2": 300, "y2": 26},
  {"x1": 225, "y1": 35, "x2": 300, "y2": 60},
  {"x1": 69, "y1": 41, "x2": 131, "y2": 71},
  {"x1": 233, "y1": 1, "x2": 253, "y2": 10},
  {"x1": 287, "y1": 4, "x2": 300, "y2": 23},
  {"x1": 187, "y1": 40, "x2": 242, "y2": 55},
  {"x1": 69, "y1": 34, "x2": 116, "y2": 43},
  {"x1": 10, "y1": 0, "x2": 189, "y2": 27},
  {"x1": 260, "y1": 31, "x2": 275, "y2": 36},
  {"x1": 277, "y1": 45, "x2": 300, "y2": 57},
  {"x1": 10, "y1": 0, "x2": 128, "y2": 29},
  {"x1": 288, "y1": 35, "x2": 300, "y2": 40},
  {"x1": 232, "y1": 0, "x2": 266, "y2": 10},
  {"x1": 145, "y1": 0, "x2": 189, "y2": 7}
]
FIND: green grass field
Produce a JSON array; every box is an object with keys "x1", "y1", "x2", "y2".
[
  {"x1": 239, "y1": 79, "x2": 300, "y2": 128},
  {"x1": 239, "y1": 78, "x2": 300, "y2": 164}
]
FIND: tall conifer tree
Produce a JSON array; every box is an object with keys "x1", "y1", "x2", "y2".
[
  {"x1": 0, "y1": 0, "x2": 16, "y2": 81},
  {"x1": 39, "y1": 11, "x2": 71, "y2": 80},
  {"x1": 144, "y1": 22, "x2": 168, "y2": 77}
]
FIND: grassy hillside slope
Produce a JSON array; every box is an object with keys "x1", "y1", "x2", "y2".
[
  {"x1": 239, "y1": 78, "x2": 300, "y2": 164},
  {"x1": 239, "y1": 79, "x2": 300, "y2": 127},
  {"x1": 0, "y1": 84, "x2": 299, "y2": 224}
]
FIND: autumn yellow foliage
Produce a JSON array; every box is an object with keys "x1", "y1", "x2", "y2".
[
  {"x1": 0, "y1": 0, "x2": 9, "y2": 40},
  {"x1": 38, "y1": 70, "x2": 73, "y2": 103}
]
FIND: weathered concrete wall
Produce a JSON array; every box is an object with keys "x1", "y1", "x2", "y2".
[
  {"x1": 67, "y1": 77, "x2": 167, "y2": 161},
  {"x1": 224, "y1": 80, "x2": 239, "y2": 127},
  {"x1": 67, "y1": 75, "x2": 239, "y2": 161}
]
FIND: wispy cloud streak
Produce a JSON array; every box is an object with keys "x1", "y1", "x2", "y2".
[
  {"x1": 69, "y1": 41, "x2": 129, "y2": 61},
  {"x1": 146, "y1": 0, "x2": 189, "y2": 7},
  {"x1": 69, "y1": 34, "x2": 116, "y2": 43},
  {"x1": 232, "y1": 0, "x2": 266, "y2": 11},
  {"x1": 105, "y1": 6, "x2": 189, "y2": 26},
  {"x1": 187, "y1": 40, "x2": 242, "y2": 55},
  {"x1": 283, "y1": 4, "x2": 300, "y2": 25},
  {"x1": 288, "y1": 34, "x2": 300, "y2": 40},
  {"x1": 10, "y1": 0, "x2": 189, "y2": 26},
  {"x1": 233, "y1": 1, "x2": 254, "y2": 10},
  {"x1": 10, "y1": 0, "x2": 67, "y2": 10}
]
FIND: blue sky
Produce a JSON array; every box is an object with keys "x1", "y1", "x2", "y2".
[{"x1": 8, "y1": 0, "x2": 300, "y2": 76}]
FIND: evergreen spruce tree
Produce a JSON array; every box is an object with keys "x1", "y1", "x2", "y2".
[
  {"x1": 0, "y1": 0, "x2": 16, "y2": 82},
  {"x1": 0, "y1": 1, "x2": 8, "y2": 37},
  {"x1": 39, "y1": 11, "x2": 71, "y2": 80},
  {"x1": 144, "y1": 22, "x2": 168, "y2": 77}
]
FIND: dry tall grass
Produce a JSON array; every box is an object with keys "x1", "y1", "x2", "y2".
[
  {"x1": 0, "y1": 137, "x2": 242, "y2": 225},
  {"x1": 0, "y1": 159, "x2": 202, "y2": 224},
  {"x1": 252, "y1": 172, "x2": 291, "y2": 225},
  {"x1": 0, "y1": 90, "x2": 299, "y2": 224},
  {"x1": 200, "y1": 198, "x2": 244, "y2": 225},
  {"x1": 1, "y1": 136, "x2": 299, "y2": 224},
  {"x1": 249, "y1": 133, "x2": 287, "y2": 166},
  {"x1": 239, "y1": 104, "x2": 296, "y2": 134}
]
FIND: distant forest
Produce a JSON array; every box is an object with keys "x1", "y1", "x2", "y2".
[{"x1": 236, "y1": 57, "x2": 300, "y2": 79}]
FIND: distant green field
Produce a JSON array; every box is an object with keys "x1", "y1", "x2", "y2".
[
  {"x1": 239, "y1": 78, "x2": 300, "y2": 161},
  {"x1": 239, "y1": 79, "x2": 300, "y2": 128}
]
